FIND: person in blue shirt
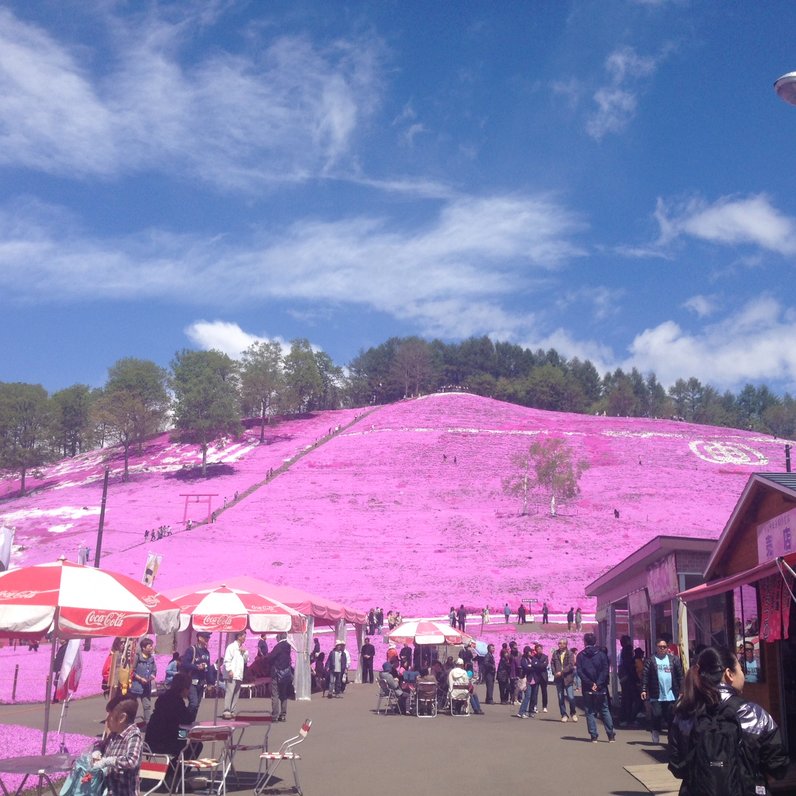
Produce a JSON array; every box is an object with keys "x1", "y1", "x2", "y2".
[{"x1": 641, "y1": 639, "x2": 684, "y2": 744}]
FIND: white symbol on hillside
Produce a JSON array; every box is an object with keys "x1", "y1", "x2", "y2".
[{"x1": 689, "y1": 440, "x2": 768, "y2": 466}]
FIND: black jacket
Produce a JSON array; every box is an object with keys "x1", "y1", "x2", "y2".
[
  {"x1": 529, "y1": 653, "x2": 549, "y2": 684},
  {"x1": 576, "y1": 646, "x2": 609, "y2": 693},
  {"x1": 668, "y1": 686, "x2": 789, "y2": 794},
  {"x1": 641, "y1": 653, "x2": 683, "y2": 700}
]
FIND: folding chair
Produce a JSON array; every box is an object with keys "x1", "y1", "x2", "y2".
[
  {"x1": 254, "y1": 719, "x2": 312, "y2": 796},
  {"x1": 449, "y1": 686, "x2": 471, "y2": 717},
  {"x1": 228, "y1": 712, "x2": 273, "y2": 785},
  {"x1": 415, "y1": 681, "x2": 438, "y2": 718},
  {"x1": 171, "y1": 725, "x2": 233, "y2": 796},
  {"x1": 139, "y1": 752, "x2": 170, "y2": 796},
  {"x1": 375, "y1": 678, "x2": 400, "y2": 715}
]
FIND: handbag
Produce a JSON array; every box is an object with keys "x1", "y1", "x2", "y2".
[{"x1": 60, "y1": 753, "x2": 107, "y2": 796}]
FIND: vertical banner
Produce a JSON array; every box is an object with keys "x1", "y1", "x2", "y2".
[
  {"x1": 0, "y1": 526, "x2": 15, "y2": 571},
  {"x1": 142, "y1": 552, "x2": 162, "y2": 587},
  {"x1": 759, "y1": 576, "x2": 784, "y2": 643},
  {"x1": 55, "y1": 639, "x2": 83, "y2": 700}
]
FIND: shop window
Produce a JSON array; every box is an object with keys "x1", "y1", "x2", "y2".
[{"x1": 733, "y1": 585, "x2": 763, "y2": 683}]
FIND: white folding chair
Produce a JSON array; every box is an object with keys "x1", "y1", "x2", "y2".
[
  {"x1": 139, "y1": 752, "x2": 171, "y2": 796},
  {"x1": 375, "y1": 678, "x2": 400, "y2": 715},
  {"x1": 172, "y1": 725, "x2": 233, "y2": 796},
  {"x1": 415, "y1": 681, "x2": 438, "y2": 718},
  {"x1": 254, "y1": 719, "x2": 312, "y2": 796},
  {"x1": 449, "y1": 686, "x2": 471, "y2": 716}
]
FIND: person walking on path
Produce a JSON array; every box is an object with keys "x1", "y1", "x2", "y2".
[
  {"x1": 456, "y1": 604, "x2": 467, "y2": 632},
  {"x1": 551, "y1": 638, "x2": 578, "y2": 722},
  {"x1": 517, "y1": 603, "x2": 526, "y2": 624},
  {"x1": 576, "y1": 632, "x2": 615, "y2": 742},
  {"x1": 266, "y1": 633, "x2": 294, "y2": 722},
  {"x1": 449, "y1": 606, "x2": 457, "y2": 628},
  {"x1": 668, "y1": 646, "x2": 788, "y2": 794},
  {"x1": 482, "y1": 643, "x2": 497, "y2": 704},
  {"x1": 641, "y1": 638, "x2": 684, "y2": 744},
  {"x1": 529, "y1": 643, "x2": 549, "y2": 713},
  {"x1": 541, "y1": 602, "x2": 549, "y2": 624},
  {"x1": 567, "y1": 607, "x2": 575, "y2": 631},
  {"x1": 575, "y1": 607, "x2": 582, "y2": 631},
  {"x1": 503, "y1": 603, "x2": 511, "y2": 624},
  {"x1": 222, "y1": 630, "x2": 248, "y2": 719}
]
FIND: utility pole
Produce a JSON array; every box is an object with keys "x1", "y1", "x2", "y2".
[{"x1": 86, "y1": 466, "x2": 110, "y2": 651}]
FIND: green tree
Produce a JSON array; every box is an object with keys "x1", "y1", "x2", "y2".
[
  {"x1": 51, "y1": 384, "x2": 94, "y2": 457},
  {"x1": 390, "y1": 338, "x2": 436, "y2": 397},
  {"x1": 171, "y1": 349, "x2": 241, "y2": 476},
  {"x1": 314, "y1": 350, "x2": 345, "y2": 410},
  {"x1": 93, "y1": 358, "x2": 169, "y2": 480},
  {"x1": 240, "y1": 341, "x2": 284, "y2": 442},
  {"x1": 0, "y1": 382, "x2": 51, "y2": 495},
  {"x1": 282, "y1": 339, "x2": 324, "y2": 413},
  {"x1": 502, "y1": 436, "x2": 588, "y2": 516}
]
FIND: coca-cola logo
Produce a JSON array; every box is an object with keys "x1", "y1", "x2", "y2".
[
  {"x1": 0, "y1": 590, "x2": 38, "y2": 600},
  {"x1": 196, "y1": 614, "x2": 233, "y2": 628},
  {"x1": 142, "y1": 596, "x2": 159, "y2": 608},
  {"x1": 85, "y1": 611, "x2": 126, "y2": 628}
]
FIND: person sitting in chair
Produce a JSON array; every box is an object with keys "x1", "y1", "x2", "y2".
[
  {"x1": 378, "y1": 661, "x2": 407, "y2": 714},
  {"x1": 144, "y1": 673, "x2": 202, "y2": 765},
  {"x1": 448, "y1": 658, "x2": 471, "y2": 715}
]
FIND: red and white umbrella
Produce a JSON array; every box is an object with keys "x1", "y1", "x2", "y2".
[
  {"x1": 0, "y1": 558, "x2": 181, "y2": 638},
  {"x1": 170, "y1": 584, "x2": 306, "y2": 634},
  {"x1": 388, "y1": 619, "x2": 473, "y2": 646}
]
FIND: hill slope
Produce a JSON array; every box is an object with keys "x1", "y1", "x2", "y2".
[{"x1": 3, "y1": 392, "x2": 784, "y2": 617}]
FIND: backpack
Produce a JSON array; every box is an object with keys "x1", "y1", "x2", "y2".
[
  {"x1": 687, "y1": 695, "x2": 762, "y2": 796},
  {"x1": 59, "y1": 754, "x2": 107, "y2": 796}
]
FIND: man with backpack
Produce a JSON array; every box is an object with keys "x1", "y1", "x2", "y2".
[
  {"x1": 181, "y1": 632, "x2": 211, "y2": 721},
  {"x1": 641, "y1": 638, "x2": 684, "y2": 744},
  {"x1": 128, "y1": 637, "x2": 158, "y2": 726}
]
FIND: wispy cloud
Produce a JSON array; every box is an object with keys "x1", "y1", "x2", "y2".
[
  {"x1": 626, "y1": 295, "x2": 796, "y2": 389},
  {"x1": 586, "y1": 46, "x2": 666, "y2": 140},
  {"x1": 0, "y1": 6, "x2": 383, "y2": 189},
  {"x1": 683, "y1": 294, "x2": 717, "y2": 318},
  {"x1": 0, "y1": 193, "x2": 586, "y2": 340},
  {"x1": 654, "y1": 194, "x2": 796, "y2": 255}
]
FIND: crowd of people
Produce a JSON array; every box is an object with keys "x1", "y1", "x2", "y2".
[{"x1": 72, "y1": 623, "x2": 790, "y2": 796}]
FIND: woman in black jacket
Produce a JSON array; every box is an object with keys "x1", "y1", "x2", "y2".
[{"x1": 668, "y1": 646, "x2": 788, "y2": 795}]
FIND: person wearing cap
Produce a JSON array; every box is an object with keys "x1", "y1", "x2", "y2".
[
  {"x1": 181, "y1": 632, "x2": 211, "y2": 721},
  {"x1": 326, "y1": 641, "x2": 349, "y2": 698}
]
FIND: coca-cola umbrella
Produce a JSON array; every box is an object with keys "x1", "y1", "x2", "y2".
[
  {"x1": 0, "y1": 558, "x2": 181, "y2": 752},
  {"x1": 388, "y1": 619, "x2": 473, "y2": 646},
  {"x1": 169, "y1": 584, "x2": 307, "y2": 719}
]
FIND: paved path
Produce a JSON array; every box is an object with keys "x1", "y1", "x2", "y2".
[{"x1": 0, "y1": 683, "x2": 679, "y2": 795}]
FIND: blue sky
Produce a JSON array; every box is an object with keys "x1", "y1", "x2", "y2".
[{"x1": 3, "y1": 0, "x2": 796, "y2": 394}]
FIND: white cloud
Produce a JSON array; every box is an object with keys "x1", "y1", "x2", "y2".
[
  {"x1": 586, "y1": 46, "x2": 665, "y2": 140},
  {"x1": 521, "y1": 328, "x2": 616, "y2": 377},
  {"x1": 0, "y1": 192, "x2": 585, "y2": 341},
  {"x1": 0, "y1": 7, "x2": 382, "y2": 188},
  {"x1": 184, "y1": 321, "x2": 267, "y2": 358},
  {"x1": 626, "y1": 295, "x2": 796, "y2": 389},
  {"x1": 654, "y1": 194, "x2": 796, "y2": 255},
  {"x1": 683, "y1": 294, "x2": 717, "y2": 318}
]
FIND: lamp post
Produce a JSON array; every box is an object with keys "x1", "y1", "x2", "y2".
[{"x1": 774, "y1": 72, "x2": 796, "y2": 105}]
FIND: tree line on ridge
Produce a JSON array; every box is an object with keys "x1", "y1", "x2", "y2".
[{"x1": 1, "y1": 335, "x2": 794, "y2": 494}]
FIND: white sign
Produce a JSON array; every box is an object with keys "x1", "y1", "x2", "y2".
[{"x1": 757, "y1": 507, "x2": 796, "y2": 564}]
